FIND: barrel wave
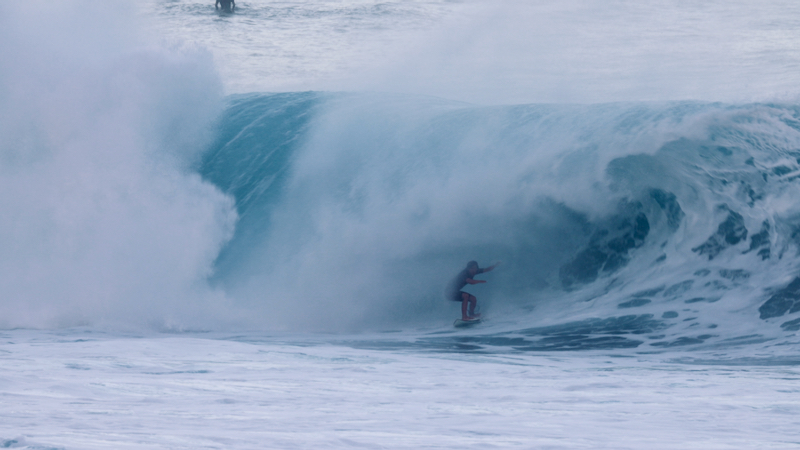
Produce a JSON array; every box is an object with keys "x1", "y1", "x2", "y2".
[{"x1": 201, "y1": 92, "x2": 800, "y2": 352}]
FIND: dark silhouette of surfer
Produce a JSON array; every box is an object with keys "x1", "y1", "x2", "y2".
[
  {"x1": 215, "y1": 0, "x2": 235, "y2": 13},
  {"x1": 446, "y1": 261, "x2": 499, "y2": 321}
]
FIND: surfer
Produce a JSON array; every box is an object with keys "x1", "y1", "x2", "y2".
[
  {"x1": 215, "y1": 0, "x2": 235, "y2": 12},
  {"x1": 446, "y1": 261, "x2": 499, "y2": 321}
]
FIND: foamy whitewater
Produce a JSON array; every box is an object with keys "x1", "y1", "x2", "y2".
[{"x1": 2, "y1": 1, "x2": 800, "y2": 448}]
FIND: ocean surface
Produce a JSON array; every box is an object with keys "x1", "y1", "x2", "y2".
[{"x1": 2, "y1": 1, "x2": 800, "y2": 448}]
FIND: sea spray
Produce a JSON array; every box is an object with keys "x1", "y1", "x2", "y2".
[{"x1": 0, "y1": 1, "x2": 237, "y2": 330}]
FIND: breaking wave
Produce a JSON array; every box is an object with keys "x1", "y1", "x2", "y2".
[{"x1": 202, "y1": 92, "x2": 800, "y2": 352}]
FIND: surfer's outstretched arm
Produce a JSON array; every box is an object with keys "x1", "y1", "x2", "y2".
[{"x1": 483, "y1": 262, "x2": 501, "y2": 273}]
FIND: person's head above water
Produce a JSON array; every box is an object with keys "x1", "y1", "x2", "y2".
[{"x1": 466, "y1": 260, "x2": 479, "y2": 275}]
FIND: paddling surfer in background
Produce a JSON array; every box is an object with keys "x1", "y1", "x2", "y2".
[
  {"x1": 215, "y1": 0, "x2": 235, "y2": 12},
  {"x1": 446, "y1": 261, "x2": 499, "y2": 321}
]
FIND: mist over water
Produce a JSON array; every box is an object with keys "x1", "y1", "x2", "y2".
[
  {"x1": 366, "y1": 0, "x2": 800, "y2": 104},
  {"x1": 144, "y1": 0, "x2": 800, "y2": 104},
  {"x1": 0, "y1": 1, "x2": 237, "y2": 329}
]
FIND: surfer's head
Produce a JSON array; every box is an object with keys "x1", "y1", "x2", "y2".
[{"x1": 466, "y1": 260, "x2": 479, "y2": 274}]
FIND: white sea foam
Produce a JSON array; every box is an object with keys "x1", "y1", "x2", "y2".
[
  {"x1": 1, "y1": 330, "x2": 799, "y2": 450},
  {"x1": 0, "y1": 1, "x2": 237, "y2": 330}
]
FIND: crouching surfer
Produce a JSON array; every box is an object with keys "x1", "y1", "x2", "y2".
[{"x1": 446, "y1": 261, "x2": 499, "y2": 321}]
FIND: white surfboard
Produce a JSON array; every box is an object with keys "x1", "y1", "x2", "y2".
[{"x1": 453, "y1": 317, "x2": 482, "y2": 327}]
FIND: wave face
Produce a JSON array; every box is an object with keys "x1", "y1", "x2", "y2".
[{"x1": 202, "y1": 92, "x2": 800, "y2": 351}]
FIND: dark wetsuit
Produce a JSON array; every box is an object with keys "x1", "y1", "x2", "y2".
[
  {"x1": 446, "y1": 268, "x2": 485, "y2": 301},
  {"x1": 216, "y1": 0, "x2": 234, "y2": 12}
]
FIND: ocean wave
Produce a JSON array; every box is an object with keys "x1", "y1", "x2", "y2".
[{"x1": 201, "y1": 92, "x2": 800, "y2": 351}]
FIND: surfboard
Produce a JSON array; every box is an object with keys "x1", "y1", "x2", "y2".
[{"x1": 453, "y1": 317, "x2": 482, "y2": 327}]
